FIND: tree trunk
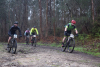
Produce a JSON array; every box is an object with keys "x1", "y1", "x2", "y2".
[
  {"x1": 45, "y1": 0, "x2": 48, "y2": 38},
  {"x1": 91, "y1": 0, "x2": 94, "y2": 23},
  {"x1": 53, "y1": 0, "x2": 56, "y2": 40},
  {"x1": 39, "y1": 0, "x2": 43, "y2": 39},
  {"x1": 49, "y1": 0, "x2": 52, "y2": 32},
  {"x1": 21, "y1": 0, "x2": 28, "y2": 33}
]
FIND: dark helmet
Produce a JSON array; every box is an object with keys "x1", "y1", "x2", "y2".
[
  {"x1": 27, "y1": 28, "x2": 29, "y2": 30},
  {"x1": 33, "y1": 26, "x2": 36, "y2": 28},
  {"x1": 14, "y1": 21, "x2": 18, "y2": 24}
]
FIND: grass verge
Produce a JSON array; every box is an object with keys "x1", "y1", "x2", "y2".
[
  {"x1": 0, "y1": 43, "x2": 4, "y2": 51},
  {"x1": 37, "y1": 42, "x2": 100, "y2": 57},
  {"x1": 74, "y1": 47, "x2": 100, "y2": 57}
]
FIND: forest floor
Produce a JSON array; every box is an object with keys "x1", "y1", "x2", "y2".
[{"x1": 0, "y1": 43, "x2": 100, "y2": 67}]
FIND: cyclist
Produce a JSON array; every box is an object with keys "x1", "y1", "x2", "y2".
[
  {"x1": 30, "y1": 26, "x2": 39, "y2": 41},
  {"x1": 24, "y1": 28, "x2": 30, "y2": 40},
  {"x1": 62, "y1": 20, "x2": 78, "y2": 47},
  {"x1": 7, "y1": 21, "x2": 22, "y2": 47}
]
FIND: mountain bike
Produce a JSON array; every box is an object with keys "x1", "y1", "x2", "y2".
[
  {"x1": 26, "y1": 35, "x2": 30, "y2": 45},
  {"x1": 7, "y1": 34, "x2": 20, "y2": 54},
  {"x1": 61, "y1": 34, "x2": 75, "y2": 53},
  {"x1": 31, "y1": 35, "x2": 36, "y2": 47}
]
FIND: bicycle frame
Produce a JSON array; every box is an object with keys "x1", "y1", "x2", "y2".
[
  {"x1": 61, "y1": 34, "x2": 75, "y2": 53},
  {"x1": 67, "y1": 34, "x2": 74, "y2": 42},
  {"x1": 7, "y1": 34, "x2": 17, "y2": 54},
  {"x1": 26, "y1": 35, "x2": 30, "y2": 38},
  {"x1": 10, "y1": 34, "x2": 17, "y2": 46},
  {"x1": 31, "y1": 35, "x2": 36, "y2": 47},
  {"x1": 26, "y1": 35, "x2": 30, "y2": 45}
]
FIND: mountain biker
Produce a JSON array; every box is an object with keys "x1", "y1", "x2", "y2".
[
  {"x1": 30, "y1": 26, "x2": 39, "y2": 41},
  {"x1": 24, "y1": 28, "x2": 30, "y2": 40},
  {"x1": 62, "y1": 20, "x2": 78, "y2": 47},
  {"x1": 7, "y1": 21, "x2": 22, "y2": 47}
]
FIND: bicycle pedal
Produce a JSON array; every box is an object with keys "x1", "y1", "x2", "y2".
[{"x1": 62, "y1": 45, "x2": 65, "y2": 47}]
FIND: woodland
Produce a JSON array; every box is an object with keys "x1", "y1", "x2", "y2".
[{"x1": 0, "y1": 0, "x2": 100, "y2": 52}]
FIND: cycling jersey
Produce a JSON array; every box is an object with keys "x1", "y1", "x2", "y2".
[
  {"x1": 65, "y1": 23, "x2": 77, "y2": 32},
  {"x1": 30, "y1": 28, "x2": 39, "y2": 35},
  {"x1": 8, "y1": 25, "x2": 22, "y2": 36},
  {"x1": 24, "y1": 30, "x2": 30, "y2": 36},
  {"x1": 64, "y1": 23, "x2": 77, "y2": 36}
]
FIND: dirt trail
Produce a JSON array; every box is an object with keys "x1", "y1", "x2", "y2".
[{"x1": 0, "y1": 43, "x2": 100, "y2": 67}]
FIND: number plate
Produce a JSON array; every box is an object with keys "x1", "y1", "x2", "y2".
[
  {"x1": 27, "y1": 35, "x2": 30, "y2": 38},
  {"x1": 14, "y1": 34, "x2": 17, "y2": 38},
  {"x1": 70, "y1": 34, "x2": 74, "y2": 38},
  {"x1": 33, "y1": 35, "x2": 36, "y2": 37}
]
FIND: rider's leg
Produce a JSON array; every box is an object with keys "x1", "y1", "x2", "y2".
[
  {"x1": 25, "y1": 36, "x2": 26, "y2": 40},
  {"x1": 31, "y1": 36, "x2": 32, "y2": 41},
  {"x1": 62, "y1": 36, "x2": 66, "y2": 43},
  {"x1": 62, "y1": 36, "x2": 66, "y2": 47},
  {"x1": 7, "y1": 36, "x2": 11, "y2": 48},
  {"x1": 8, "y1": 36, "x2": 12, "y2": 44}
]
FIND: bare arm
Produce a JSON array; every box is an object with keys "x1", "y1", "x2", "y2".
[
  {"x1": 75, "y1": 29, "x2": 78, "y2": 34},
  {"x1": 65, "y1": 27, "x2": 67, "y2": 31}
]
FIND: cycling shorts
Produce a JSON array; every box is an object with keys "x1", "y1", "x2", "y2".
[
  {"x1": 64, "y1": 31, "x2": 71, "y2": 37},
  {"x1": 30, "y1": 33, "x2": 35, "y2": 36}
]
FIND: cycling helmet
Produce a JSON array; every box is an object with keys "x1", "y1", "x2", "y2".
[
  {"x1": 14, "y1": 21, "x2": 18, "y2": 24},
  {"x1": 27, "y1": 28, "x2": 29, "y2": 30},
  {"x1": 71, "y1": 20, "x2": 76, "y2": 24},
  {"x1": 33, "y1": 26, "x2": 36, "y2": 28}
]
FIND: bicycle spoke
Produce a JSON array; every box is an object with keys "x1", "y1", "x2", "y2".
[{"x1": 67, "y1": 38, "x2": 75, "y2": 53}]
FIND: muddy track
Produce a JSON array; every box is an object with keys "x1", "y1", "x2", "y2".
[{"x1": 0, "y1": 43, "x2": 100, "y2": 67}]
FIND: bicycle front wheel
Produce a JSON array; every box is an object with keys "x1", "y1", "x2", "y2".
[
  {"x1": 26, "y1": 37, "x2": 29, "y2": 45},
  {"x1": 33, "y1": 38, "x2": 36, "y2": 47},
  {"x1": 31, "y1": 37, "x2": 36, "y2": 47},
  {"x1": 7, "y1": 44, "x2": 11, "y2": 53},
  {"x1": 7, "y1": 39, "x2": 12, "y2": 53},
  {"x1": 67, "y1": 38, "x2": 75, "y2": 53},
  {"x1": 12, "y1": 40, "x2": 17, "y2": 54},
  {"x1": 31, "y1": 37, "x2": 34, "y2": 46}
]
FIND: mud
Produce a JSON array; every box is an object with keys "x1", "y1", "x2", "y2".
[{"x1": 0, "y1": 43, "x2": 100, "y2": 67}]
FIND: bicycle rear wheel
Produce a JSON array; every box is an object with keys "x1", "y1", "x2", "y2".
[
  {"x1": 67, "y1": 38, "x2": 75, "y2": 53},
  {"x1": 12, "y1": 40, "x2": 17, "y2": 54}
]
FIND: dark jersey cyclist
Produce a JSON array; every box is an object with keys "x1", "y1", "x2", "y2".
[
  {"x1": 62, "y1": 20, "x2": 78, "y2": 47},
  {"x1": 8, "y1": 21, "x2": 22, "y2": 46},
  {"x1": 30, "y1": 26, "x2": 39, "y2": 41}
]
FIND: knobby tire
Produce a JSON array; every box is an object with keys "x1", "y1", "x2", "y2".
[
  {"x1": 12, "y1": 40, "x2": 17, "y2": 54},
  {"x1": 67, "y1": 38, "x2": 75, "y2": 53},
  {"x1": 31, "y1": 37, "x2": 36, "y2": 47},
  {"x1": 26, "y1": 37, "x2": 29, "y2": 45}
]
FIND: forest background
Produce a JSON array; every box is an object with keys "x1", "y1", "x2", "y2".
[{"x1": 0, "y1": 0, "x2": 100, "y2": 55}]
